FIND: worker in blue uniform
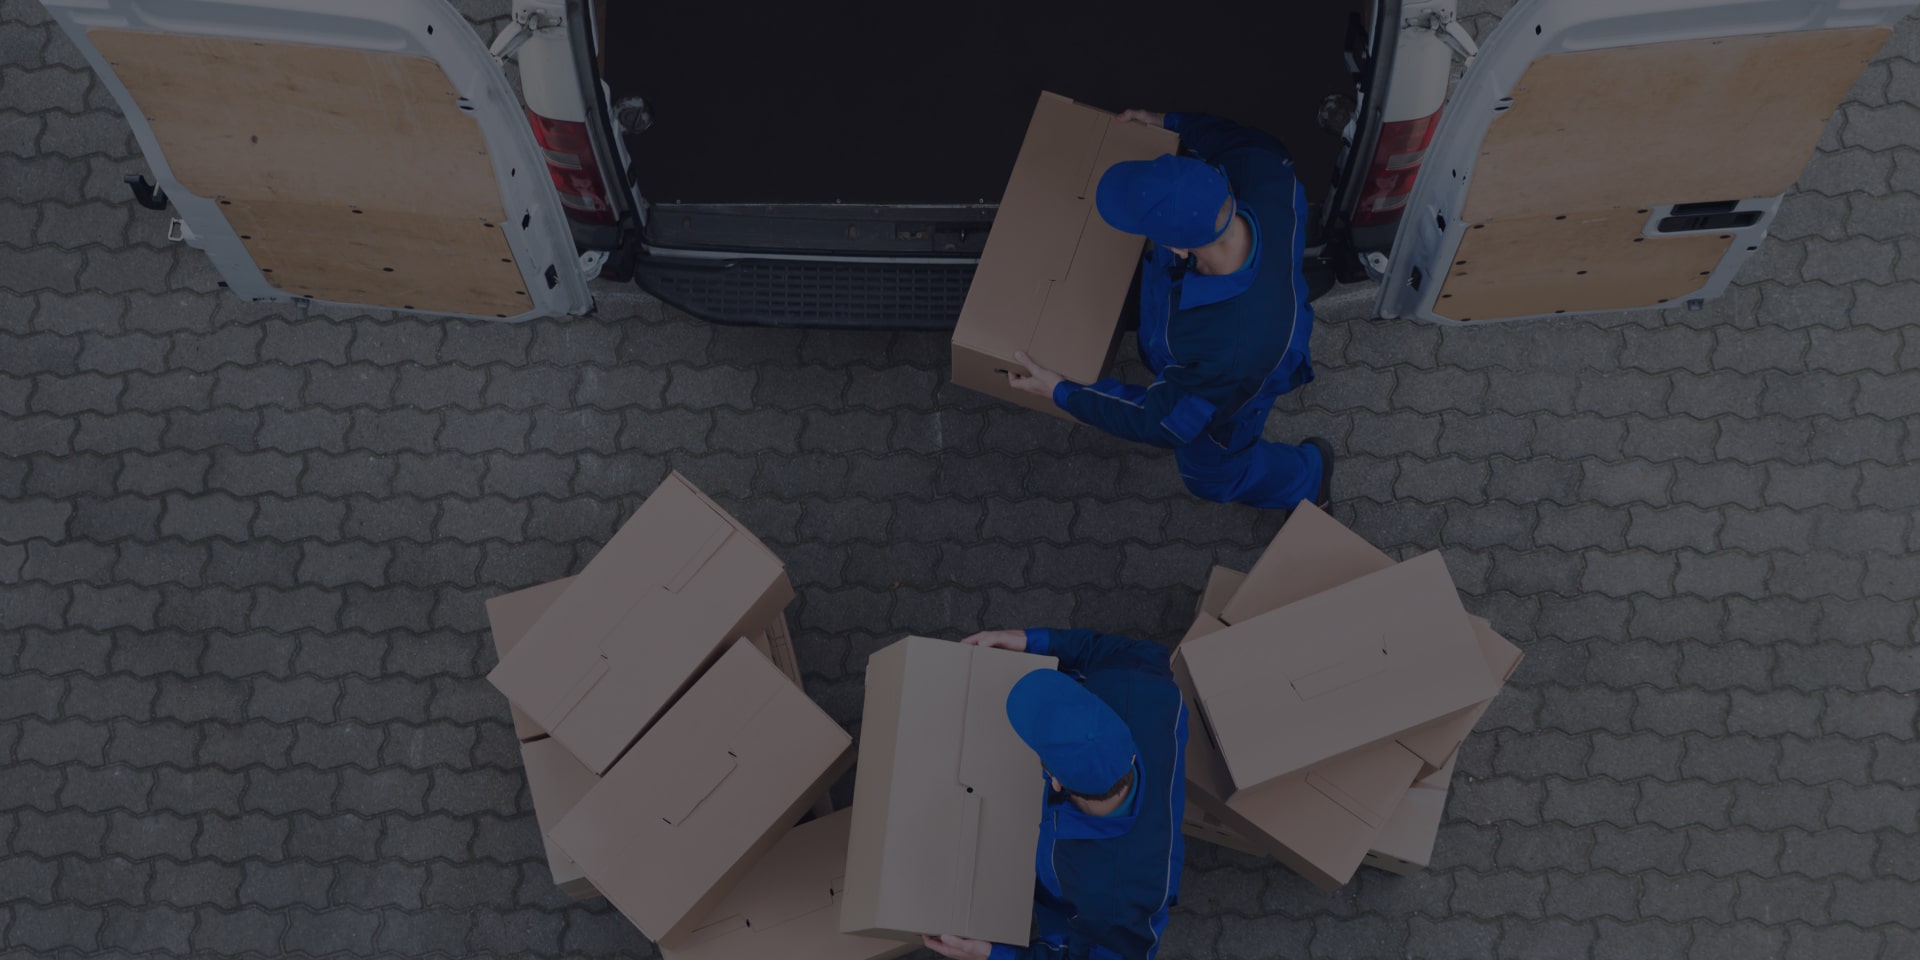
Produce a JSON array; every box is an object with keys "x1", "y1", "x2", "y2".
[
  {"x1": 1008, "y1": 109, "x2": 1332, "y2": 510},
  {"x1": 922, "y1": 628, "x2": 1187, "y2": 960}
]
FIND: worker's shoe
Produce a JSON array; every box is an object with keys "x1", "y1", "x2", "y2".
[{"x1": 1305, "y1": 437, "x2": 1335, "y2": 509}]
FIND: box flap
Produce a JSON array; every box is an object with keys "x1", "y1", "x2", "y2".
[
  {"x1": 841, "y1": 638, "x2": 1054, "y2": 944},
  {"x1": 944, "y1": 791, "x2": 984, "y2": 933},
  {"x1": 1394, "y1": 616, "x2": 1526, "y2": 769},
  {"x1": 1186, "y1": 551, "x2": 1492, "y2": 785},
  {"x1": 1197, "y1": 566, "x2": 1248, "y2": 621},
  {"x1": 1219, "y1": 502, "x2": 1393, "y2": 625},
  {"x1": 488, "y1": 473, "x2": 792, "y2": 774},
  {"x1": 662, "y1": 808, "x2": 913, "y2": 960},
  {"x1": 552, "y1": 640, "x2": 852, "y2": 942},
  {"x1": 655, "y1": 745, "x2": 741, "y2": 826}
]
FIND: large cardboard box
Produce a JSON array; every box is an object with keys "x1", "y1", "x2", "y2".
[
  {"x1": 660, "y1": 808, "x2": 916, "y2": 960},
  {"x1": 841, "y1": 637, "x2": 1058, "y2": 945},
  {"x1": 1182, "y1": 550, "x2": 1496, "y2": 785},
  {"x1": 488, "y1": 473, "x2": 795, "y2": 774},
  {"x1": 1174, "y1": 507, "x2": 1521, "y2": 889},
  {"x1": 520, "y1": 736, "x2": 600, "y2": 899},
  {"x1": 485, "y1": 576, "x2": 574, "y2": 743},
  {"x1": 1363, "y1": 756, "x2": 1456, "y2": 876},
  {"x1": 1217, "y1": 505, "x2": 1486, "y2": 777},
  {"x1": 950, "y1": 92, "x2": 1177, "y2": 419},
  {"x1": 551, "y1": 640, "x2": 853, "y2": 942}
]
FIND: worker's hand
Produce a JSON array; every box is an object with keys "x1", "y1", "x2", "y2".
[
  {"x1": 1117, "y1": 109, "x2": 1167, "y2": 128},
  {"x1": 960, "y1": 630, "x2": 1027, "y2": 653},
  {"x1": 1007, "y1": 351, "x2": 1064, "y2": 399},
  {"x1": 922, "y1": 935, "x2": 993, "y2": 960}
]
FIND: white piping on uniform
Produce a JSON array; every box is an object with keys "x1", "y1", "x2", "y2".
[{"x1": 1147, "y1": 700, "x2": 1186, "y2": 960}]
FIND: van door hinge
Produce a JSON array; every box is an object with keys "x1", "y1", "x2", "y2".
[
  {"x1": 1422, "y1": 12, "x2": 1479, "y2": 68},
  {"x1": 488, "y1": 9, "x2": 562, "y2": 65}
]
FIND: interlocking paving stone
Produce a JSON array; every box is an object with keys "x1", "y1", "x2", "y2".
[{"x1": 2, "y1": 3, "x2": 1919, "y2": 958}]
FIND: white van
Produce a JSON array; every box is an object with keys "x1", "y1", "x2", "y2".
[{"x1": 43, "y1": 0, "x2": 1914, "y2": 329}]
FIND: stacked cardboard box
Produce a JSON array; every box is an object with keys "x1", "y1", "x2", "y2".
[
  {"x1": 1173, "y1": 503, "x2": 1522, "y2": 888},
  {"x1": 485, "y1": 475, "x2": 1048, "y2": 957},
  {"x1": 484, "y1": 473, "x2": 907, "y2": 960}
]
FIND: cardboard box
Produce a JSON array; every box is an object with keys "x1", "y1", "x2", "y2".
[
  {"x1": 520, "y1": 736, "x2": 600, "y2": 899},
  {"x1": 840, "y1": 637, "x2": 1058, "y2": 944},
  {"x1": 1363, "y1": 755, "x2": 1455, "y2": 876},
  {"x1": 551, "y1": 639, "x2": 853, "y2": 942},
  {"x1": 660, "y1": 808, "x2": 916, "y2": 960},
  {"x1": 488, "y1": 473, "x2": 795, "y2": 774},
  {"x1": 754, "y1": 611, "x2": 802, "y2": 689},
  {"x1": 485, "y1": 576, "x2": 574, "y2": 742},
  {"x1": 1182, "y1": 549, "x2": 1495, "y2": 784},
  {"x1": 1180, "y1": 791, "x2": 1271, "y2": 860},
  {"x1": 950, "y1": 91, "x2": 1177, "y2": 419},
  {"x1": 754, "y1": 612, "x2": 837, "y2": 821},
  {"x1": 1174, "y1": 508, "x2": 1521, "y2": 889}
]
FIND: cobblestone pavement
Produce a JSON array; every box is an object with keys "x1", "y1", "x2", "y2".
[{"x1": 4, "y1": 0, "x2": 1920, "y2": 957}]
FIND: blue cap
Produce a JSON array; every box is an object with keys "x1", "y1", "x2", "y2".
[
  {"x1": 1005, "y1": 669, "x2": 1138, "y2": 796},
  {"x1": 1095, "y1": 154, "x2": 1233, "y2": 250}
]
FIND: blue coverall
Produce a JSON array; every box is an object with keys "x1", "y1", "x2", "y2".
[
  {"x1": 989, "y1": 629, "x2": 1188, "y2": 960},
  {"x1": 1052, "y1": 113, "x2": 1322, "y2": 508}
]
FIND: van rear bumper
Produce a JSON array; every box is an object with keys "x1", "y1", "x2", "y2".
[{"x1": 629, "y1": 255, "x2": 977, "y2": 330}]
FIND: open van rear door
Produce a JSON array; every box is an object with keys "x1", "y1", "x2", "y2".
[
  {"x1": 43, "y1": 0, "x2": 592, "y2": 321},
  {"x1": 1376, "y1": 0, "x2": 1914, "y2": 324}
]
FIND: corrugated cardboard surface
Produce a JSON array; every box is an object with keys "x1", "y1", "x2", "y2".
[
  {"x1": 485, "y1": 577, "x2": 574, "y2": 742},
  {"x1": 487, "y1": 472, "x2": 794, "y2": 774},
  {"x1": 951, "y1": 91, "x2": 1176, "y2": 419},
  {"x1": 660, "y1": 809, "x2": 916, "y2": 960},
  {"x1": 841, "y1": 637, "x2": 1057, "y2": 944},
  {"x1": 520, "y1": 736, "x2": 600, "y2": 899},
  {"x1": 1184, "y1": 550, "x2": 1493, "y2": 783},
  {"x1": 551, "y1": 640, "x2": 853, "y2": 943}
]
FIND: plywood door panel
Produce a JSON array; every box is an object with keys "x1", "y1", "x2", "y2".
[
  {"x1": 88, "y1": 29, "x2": 528, "y2": 315},
  {"x1": 224, "y1": 203, "x2": 532, "y2": 317},
  {"x1": 1435, "y1": 211, "x2": 1731, "y2": 321},
  {"x1": 1462, "y1": 28, "x2": 1889, "y2": 222}
]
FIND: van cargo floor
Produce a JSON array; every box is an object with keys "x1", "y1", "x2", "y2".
[{"x1": 602, "y1": 2, "x2": 1351, "y2": 205}]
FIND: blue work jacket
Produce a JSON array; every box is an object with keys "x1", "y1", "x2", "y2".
[
  {"x1": 1053, "y1": 113, "x2": 1315, "y2": 453},
  {"x1": 988, "y1": 629, "x2": 1188, "y2": 960}
]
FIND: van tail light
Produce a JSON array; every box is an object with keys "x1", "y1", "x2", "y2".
[
  {"x1": 526, "y1": 109, "x2": 616, "y2": 227},
  {"x1": 1352, "y1": 109, "x2": 1442, "y2": 227}
]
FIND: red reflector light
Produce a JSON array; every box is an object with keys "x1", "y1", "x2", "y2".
[
  {"x1": 525, "y1": 109, "x2": 615, "y2": 226},
  {"x1": 1353, "y1": 109, "x2": 1441, "y2": 228}
]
